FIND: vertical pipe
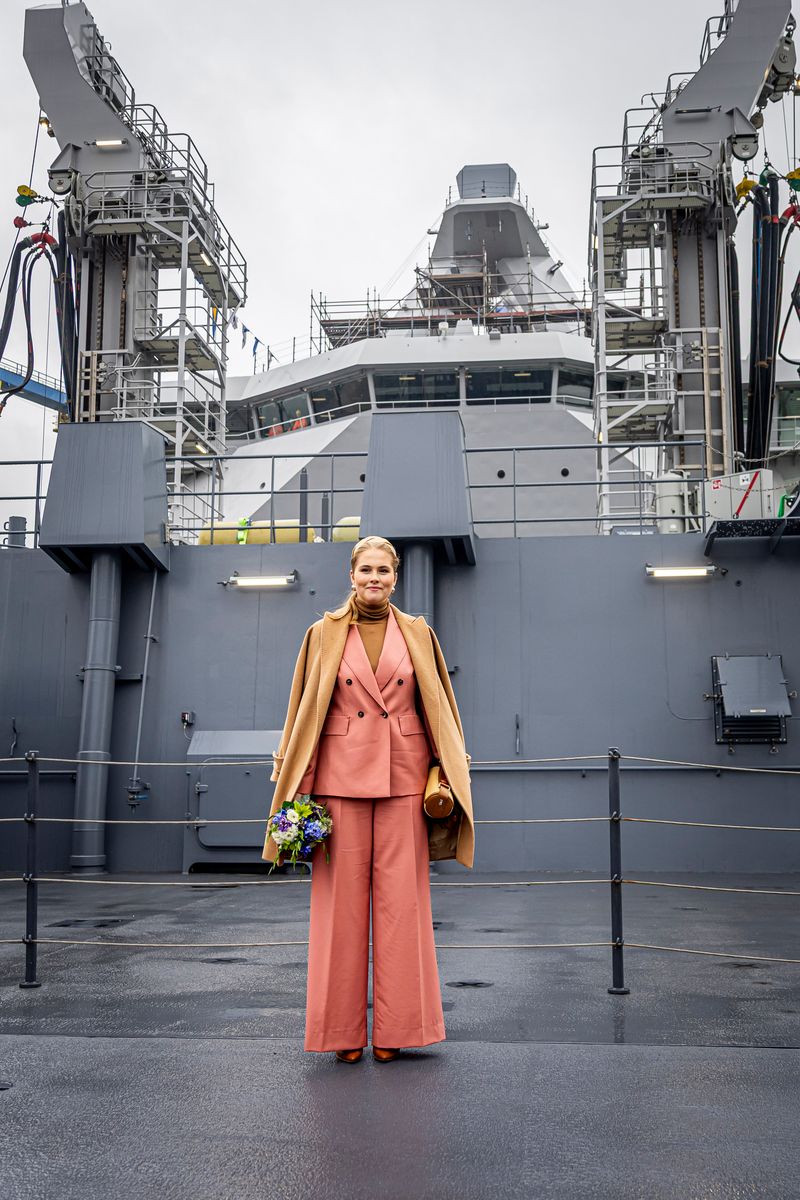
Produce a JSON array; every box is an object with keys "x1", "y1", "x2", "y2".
[
  {"x1": 70, "y1": 549, "x2": 122, "y2": 873},
  {"x1": 403, "y1": 542, "x2": 435, "y2": 625},
  {"x1": 320, "y1": 492, "x2": 330, "y2": 541},
  {"x1": 746, "y1": 189, "x2": 765, "y2": 466},
  {"x1": 727, "y1": 241, "x2": 745, "y2": 458},
  {"x1": 34, "y1": 463, "x2": 42, "y2": 549},
  {"x1": 20, "y1": 750, "x2": 41, "y2": 989},
  {"x1": 129, "y1": 569, "x2": 158, "y2": 798},
  {"x1": 299, "y1": 467, "x2": 308, "y2": 541},
  {"x1": 607, "y1": 747, "x2": 629, "y2": 995}
]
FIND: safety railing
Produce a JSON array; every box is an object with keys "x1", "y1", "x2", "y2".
[
  {"x1": 167, "y1": 450, "x2": 368, "y2": 542},
  {"x1": 0, "y1": 459, "x2": 52, "y2": 549},
  {"x1": 82, "y1": 170, "x2": 247, "y2": 304},
  {"x1": 0, "y1": 438, "x2": 711, "y2": 546},
  {"x1": 310, "y1": 280, "x2": 590, "y2": 352},
  {"x1": 464, "y1": 438, "x2": 708, "y2": 534},
  {"x1": 1, "y1": 748, "x2": 799, "y2": 990}
]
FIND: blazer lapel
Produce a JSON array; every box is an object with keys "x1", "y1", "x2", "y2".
[
  {"x1": 342, "y1": 622, "x2": 387, "y2": 712},
  {"x1": 391, "y1": 606, "x2": 441, "y2": 751},
  {"x1": 375, "y1": 607, "x2": 408, "y2": 692},
  {"x1": 318, "y1": 608, "x2": 352, "y2": 727}
]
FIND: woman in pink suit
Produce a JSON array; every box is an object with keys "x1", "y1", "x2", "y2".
[{"x1": 262, "y1": 535, "x2": 475, "y2": 1064}]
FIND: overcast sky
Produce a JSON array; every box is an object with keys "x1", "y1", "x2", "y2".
[{"x1": 0, "y1": 0, "x2": 797, "y2": 463}]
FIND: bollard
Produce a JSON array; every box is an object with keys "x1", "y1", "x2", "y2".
[
  {"x1": 607, "y1": 747, "x2": 629, "y2": 995},
  {"x1": 20, "y1": 751, "x2": 41, "y2": 989}
]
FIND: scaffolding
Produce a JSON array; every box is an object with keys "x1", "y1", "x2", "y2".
[
  {"x1": 590, "y1": 112, "x2": 729, "y2": 530},
  {"x1": 62, "y1": 14, "x2": 247, "y2": 514}
]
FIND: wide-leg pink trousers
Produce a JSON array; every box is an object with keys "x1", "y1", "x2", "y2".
[{"x1": 304, "y1": 793, "x2": 446, "y2": 1052}]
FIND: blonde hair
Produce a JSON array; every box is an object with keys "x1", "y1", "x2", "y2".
[
  {"x1": 350, "y1": 535, "x2": 400, "y2": 574},
  {"x1": 338, "y1": 535, "x2": 401, "y2": 608}
]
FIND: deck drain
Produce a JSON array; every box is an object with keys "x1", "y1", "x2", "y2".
[
  {"x1": 47, "y1": 918, "x2": 132, "y2": 929},
  {"x1": 200, "y1": 957, "x2": 250, "y2": 965},
  {"x1": 0, "y1": 1081, "x2": 12, "y2": 1091},
  {"x1": 445, "y1": 980, "x2": 493, "y2": 989}
]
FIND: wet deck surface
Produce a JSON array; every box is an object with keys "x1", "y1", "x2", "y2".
[{"x1": 1, "y1": 869, "x2": 798, "y2": 1198}]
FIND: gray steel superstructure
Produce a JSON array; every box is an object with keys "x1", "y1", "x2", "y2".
[{"x1": 2, "y1": 0, "x2": 800, "y2": 887}]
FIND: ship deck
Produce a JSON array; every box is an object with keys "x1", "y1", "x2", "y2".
[{"x1": 1, "y1": 870, "x2": 798, "y2": 1198}]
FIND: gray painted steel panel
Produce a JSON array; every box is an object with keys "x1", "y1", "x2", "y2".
[
  {"x1": 716, "y1": 654, "x2": 791, "y2": 717},
  {"x1": 39, "y1": 422, "x2": 170, "y2": 572},
  {"x1": 4, "y1": 532, "x2": 800, "y2": 875},
  {"x1": 360, "y1": 411, "x2": 474, "y2": 558}
]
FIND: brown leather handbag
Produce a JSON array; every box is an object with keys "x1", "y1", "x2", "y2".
[{"x1": 423, "y1": 764, "x2": 455, "y2": 819}]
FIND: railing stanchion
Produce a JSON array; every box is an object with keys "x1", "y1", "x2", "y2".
[
  {"x1": 607, "y1": 746, "x2": 630, "y2": 995},
  {"x1": 299, "y1": 467, "x2": 308, "y2": 540},
  {"x1": 321, "y1": 492, "x2": 330, "y2": 542},
  {"x1": 20, "y1": 750, "x2": 42, "y2": 989}
]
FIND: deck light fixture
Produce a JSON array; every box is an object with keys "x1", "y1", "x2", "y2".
[
  {"x1": 199, "y1": 251, "x2": 212, "y2": 267},
  {"x1": 645, "y1": 564, "x2": 720, "y2": 579},
  {"x1": 224, "y1": 570, "x2": 299, "y2": 589},
  {"x1": 92, "y1": 138, "x2": 128, "y2": 148}
]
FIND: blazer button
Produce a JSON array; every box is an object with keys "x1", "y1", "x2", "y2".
[
  {"x1": 357, "y1": 711, "x2": 364, "y2": 718},
  {"x1": 381, "y1": 711, "x2": 388, "y2": 718},
  {"x1": 345, "y1": 679, "x2": 352, "y2": 685},
  {"x1": 397, "y1": 678, "x2": 404, "y2": 685}
]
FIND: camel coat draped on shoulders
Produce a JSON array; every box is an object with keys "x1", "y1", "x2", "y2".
[{"x1": 262, "y1": 601, "x2": 474, "y2": 868}]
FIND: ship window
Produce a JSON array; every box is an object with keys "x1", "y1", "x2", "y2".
[
  {"x1": 556, "y1": 367, "x2": 593, "y2": 407},
  {"x1": 227, "y1": 406, "x2": 251, "y2": 436},
  {"x1": 776, "y1": 385, "x2": 800, "y2": 447},
  {"x1": 311, "y1": 375, "x2": 370, "y2": 421},
  {"x1": 465, "y1": 366, "x2": 551, "y2": 403},
  {"x1": 374, "y1": 371, "x2": 459, "y2": 407},
  {"x1": 255, "y1": 392, "x2": 310, "y2": 437}
]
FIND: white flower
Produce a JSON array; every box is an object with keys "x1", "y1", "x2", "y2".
[{"x1": 285, "y1": 810, "x2": 300, "y2": 824}]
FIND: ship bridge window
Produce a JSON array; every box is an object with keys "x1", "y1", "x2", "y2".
[
  {"x1": 255, "y1": 392, "x2": 310, "y2": 437},
  {"x1": 776, "y1": 385, "x2": 800, "y2": 447},
  {"x1": 556, "y1": 367, "x2": 593, "y2": 407},
  {"x1": 311, "y1": 375, "x2": 370, "y2": 421},
  {"x1": 374, "y1": 371, "x2": 459, "y2": 407},
  {"x1": 465, "y1": 366, "x2": 551, "y2": 404}
]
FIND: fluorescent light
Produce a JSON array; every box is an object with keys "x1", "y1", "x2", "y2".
[
  {"x1": 227, "y1": 570, "x2": 299, "y2": 589},
  {"x1": 645, "y1": 564, "x2": 719, "y2": 579},
  {"x1": 513, "y1": 372, "x2": 531, "y2": 377},
  {"x1": 93, "y1": 138, "x2": 127, "y2": 148},
  {"x1": 398, "y1": 375, "x2": 417, "y2": 381},
  {"x1": 194, "y1": 440, "x2": 209, "y2": 454},
  {"x1": 200, "y1": 252, "x2": 212, "y2": 268}
]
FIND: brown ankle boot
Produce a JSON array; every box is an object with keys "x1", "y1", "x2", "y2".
[
  {"x1": 335, "y1": 1048, "x2": 363, "y2": 1063},
  {"x1": 372, "y1": 1046, "x2": 399, "y2": 1062}
]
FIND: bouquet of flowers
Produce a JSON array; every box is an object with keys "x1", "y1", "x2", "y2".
[{"x1": 267, "y1": 796, "x2": 333, "y2": 873}]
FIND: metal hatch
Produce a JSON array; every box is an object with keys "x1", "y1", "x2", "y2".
[{"x1": 711, "y1": 654, "x2": 792, "y2": 745}]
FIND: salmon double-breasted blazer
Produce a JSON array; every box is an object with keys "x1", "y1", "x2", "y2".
[
  {"x1": 297, "y1": 607, "x2": 432, "y2": 799},
  {"x1": 262, "y1": 601, "x2": 474, "y2": 868}
]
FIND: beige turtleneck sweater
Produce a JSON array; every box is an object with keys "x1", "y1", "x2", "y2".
[{"x1": 350, "y1": 593, "x2": 389, "y2": 674}]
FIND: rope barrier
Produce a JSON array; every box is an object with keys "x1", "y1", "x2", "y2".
[
  {"x1": 20, "y1": 815, "x2": 610, "y2": 826},
  {"x1": 623, "y1": 878, "x2": 800, "y2": 897},
  {"x1": 0, "y1": 875, "x2": 613, "y2": 888},
  {"x1": 0, "y1": 753, "x2": 612, "y2": 769},
  {"x1": 625, "y1": 942, "x2": 800, "y2": 965},
  {"x1": 623, "y1": 754, "x2": 800, "y2": 776},
  {"x1": 3, "y1": 751, "x2": 800, "y2": 776},
  {"x1": 624, "y1": 816, "x2": 800, "y2": 832},
  {"x1": 5, "y1": 937, "x2": 614, "y2": 950}
]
